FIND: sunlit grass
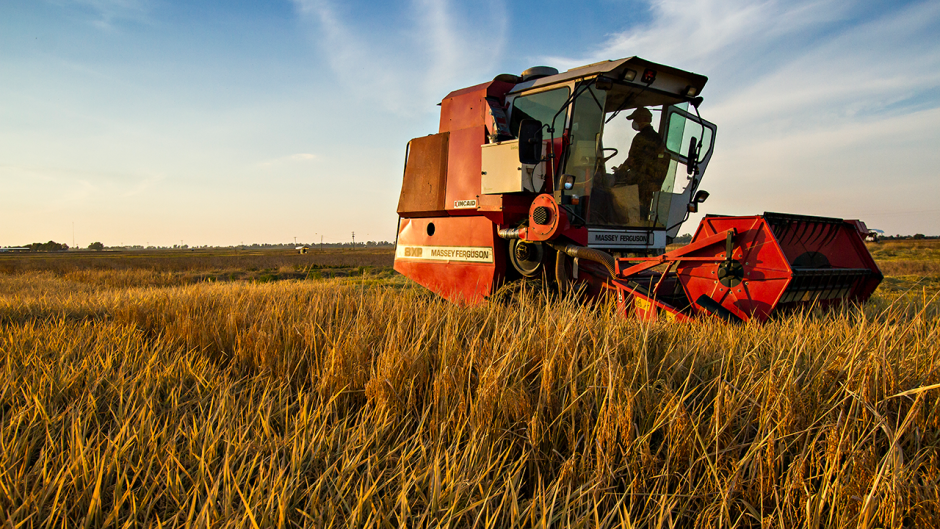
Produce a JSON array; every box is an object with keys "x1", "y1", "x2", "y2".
[{"x1": 1, "y1": 245, "x2": 939, "y2": 527}]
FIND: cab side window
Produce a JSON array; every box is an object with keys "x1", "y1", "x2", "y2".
[{"x1": 508, "y1": 88, "x2": 570, "y2": 137}]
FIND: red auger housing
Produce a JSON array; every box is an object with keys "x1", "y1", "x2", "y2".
[
  {"x1": 614, "y1": 213, "x2": 882, "y2": 322},
  {"x1": 394, "y1": 57, "x2": 882, "y2": 321}
]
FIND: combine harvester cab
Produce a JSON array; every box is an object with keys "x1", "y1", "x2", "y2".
[
  {"x1": 393, "y1": 55, "x2": 882, "y2": 320},
  {"x1": 614, "y1": 213, "x2": 883, "y2": 323}
]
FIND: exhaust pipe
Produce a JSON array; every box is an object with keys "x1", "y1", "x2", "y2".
[{"x1": 497, "y1": 227, "x2": 525, "y2": 240}]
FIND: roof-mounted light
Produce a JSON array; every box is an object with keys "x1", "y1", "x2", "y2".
[
  {"x1": 641, "y1": 69, "x2": 657, "y2": 84},
  {"x1": 684, "y1": 85, "x2": 698, "y2": 97},
  {"x1": 622, "y1": 69, "x2": 637, "y2": 82}
]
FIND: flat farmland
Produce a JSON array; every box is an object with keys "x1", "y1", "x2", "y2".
[
  {"x1": 1, "y1": 242, "x2": 939, "y2": 527},
  {"x1": 0, "y1": 247, "x2": 396, "y2": 286}
]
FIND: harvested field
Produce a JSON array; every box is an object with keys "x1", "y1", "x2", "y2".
[
  {"x1": 1, "y1": 243, "x2": 939, "y2": 527},
  {"x1": 0, "y1": 248, "x2": 395, "y2": 287}
]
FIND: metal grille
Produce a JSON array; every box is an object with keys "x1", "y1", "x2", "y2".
[
  {"x1": 778, "y1": 268, "x2": 872, "y2": 304},
  {"x1": 533, "y1": 206, "x2": 552, "y2": 225},
  {"x1": 764, "y1": 212, "x2": 843, "y2": 248}
]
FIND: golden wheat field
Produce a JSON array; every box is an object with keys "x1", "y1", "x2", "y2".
[{"x1": 1, "y1": 242, "x2": 939, "y2": 528}]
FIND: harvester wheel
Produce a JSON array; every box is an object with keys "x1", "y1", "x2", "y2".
[
  {"x1": 717, "y1": 259, "x2": 744, "y2": 287},
  {"x1": 509, "y1": 240, "x2": 548, "y2": 277}
]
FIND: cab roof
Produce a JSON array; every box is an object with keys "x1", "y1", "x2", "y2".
[{"x1": 507, "y1": 56, "x2": 708, "y2": 101}]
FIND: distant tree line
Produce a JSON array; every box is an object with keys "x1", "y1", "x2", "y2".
[
  {"x1": 65, "y1": 241, "x2": 396, "y2": 251},
  {"x1": 237, "y1": 241, "x2": 394, "y2": 249},
  {"x1": 24, "y1": 241, "x2": 70, "y2": 252},
  {"x1": 878, "y1": 234, "x2": 937, "y2": 240}
]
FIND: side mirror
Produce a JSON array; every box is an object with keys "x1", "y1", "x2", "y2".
[
  {"x1": 518, "y1": 119, "x2": 543, "y2": 165},
  {"x1": 687, "y1": 189, "x2": 709, "y2": 213},
  {"x1": 686, "y1": 136, "x2": 698, "y2": 175}
]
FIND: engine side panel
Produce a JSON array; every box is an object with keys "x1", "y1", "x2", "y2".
[
  {"x1": 394, "y1": 216, "x2": 507, "y2": 305},
  {"x1": 444, "y1": 126, "x2": 486, "y2": 214},
  {"x1": 439, "y1": 81, "x2": 516, "y2": 134}
]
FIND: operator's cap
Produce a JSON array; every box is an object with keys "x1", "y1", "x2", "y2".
[{"x1": 627, "y1": 107, "x2": 653, "y2": 122}]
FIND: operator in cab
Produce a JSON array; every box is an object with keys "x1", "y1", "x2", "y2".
[{"x1": 612, "y1": 107, "x2": 670, "y2": 219}]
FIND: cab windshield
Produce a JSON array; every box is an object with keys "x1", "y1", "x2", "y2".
[{"x1": 561, "y1": 83, "x2": 699, "y2": 228}]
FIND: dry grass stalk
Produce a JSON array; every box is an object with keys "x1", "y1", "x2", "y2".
[{"x1": 0, "y1": 254, "x2": 939, "y2": 527}]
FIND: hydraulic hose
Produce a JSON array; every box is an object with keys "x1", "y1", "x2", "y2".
[{"x1": 548, "y1": 242, "x2": 617, "y2": 278}]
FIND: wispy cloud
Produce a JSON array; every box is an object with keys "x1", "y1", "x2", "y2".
[
  {"x1": 44, "y1": 0, "x2": 152, "y2": 29},
  {"x1": 548, "y1": 0, "x2": 940, "y2": 232},
  {"x1": 545, "y1": 0, "x2": 851, "y2": 73},
  {"x1": 0, "y1": 163, "x2": 167, "y2": 200},
  {"x1": 0, "y1": 164, "x2": 96, "y2": 213},
  {"x1": 291, "y1": 0, "x2": 508, "y2": 116},
  {"x1": 546, "y1": 0, "x2": 940, "y2": 122},
  {"x1": 257, "y1": 153, "x2": 318, "y2": 168},
  {"x1": 122, "y1": 173, "x2": 164, "y2": 197},
  {"x1": 709, "y1": 2, "x2": 940, "y2": 130}
]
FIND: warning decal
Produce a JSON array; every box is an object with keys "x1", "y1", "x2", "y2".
[{"x1": 396, "y1": 245, "x2": 494, "y2": 263}]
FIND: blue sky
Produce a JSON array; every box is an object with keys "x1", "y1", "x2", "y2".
[{"x1": 2, "y1": 0, "x2": 938, "y2": 247}]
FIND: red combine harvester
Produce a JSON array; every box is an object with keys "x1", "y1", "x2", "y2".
[{"x1": 393, "y1": 57, "x2": 882, "y2": 322}]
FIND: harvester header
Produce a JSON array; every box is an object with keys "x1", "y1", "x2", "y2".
[{"x1": 393, "y1": 56, "x2": 882, "y2": 322}]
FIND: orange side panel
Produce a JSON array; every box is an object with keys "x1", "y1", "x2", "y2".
[
  {"x1": 444, "y1": 126, "x2": 486, "y2": 213},
  {"x1": 439, "y1": 81, "x2": 515, "y2": 133},
  {"x1": 440, "y1": 85, "x2": 488, "y2": 133},
  {"x1": 394, "y1": 216, "x2": 504, "y2": 305},
  {"x1": 398, "y1": 133, "x2": 449, "y2": 216}
]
